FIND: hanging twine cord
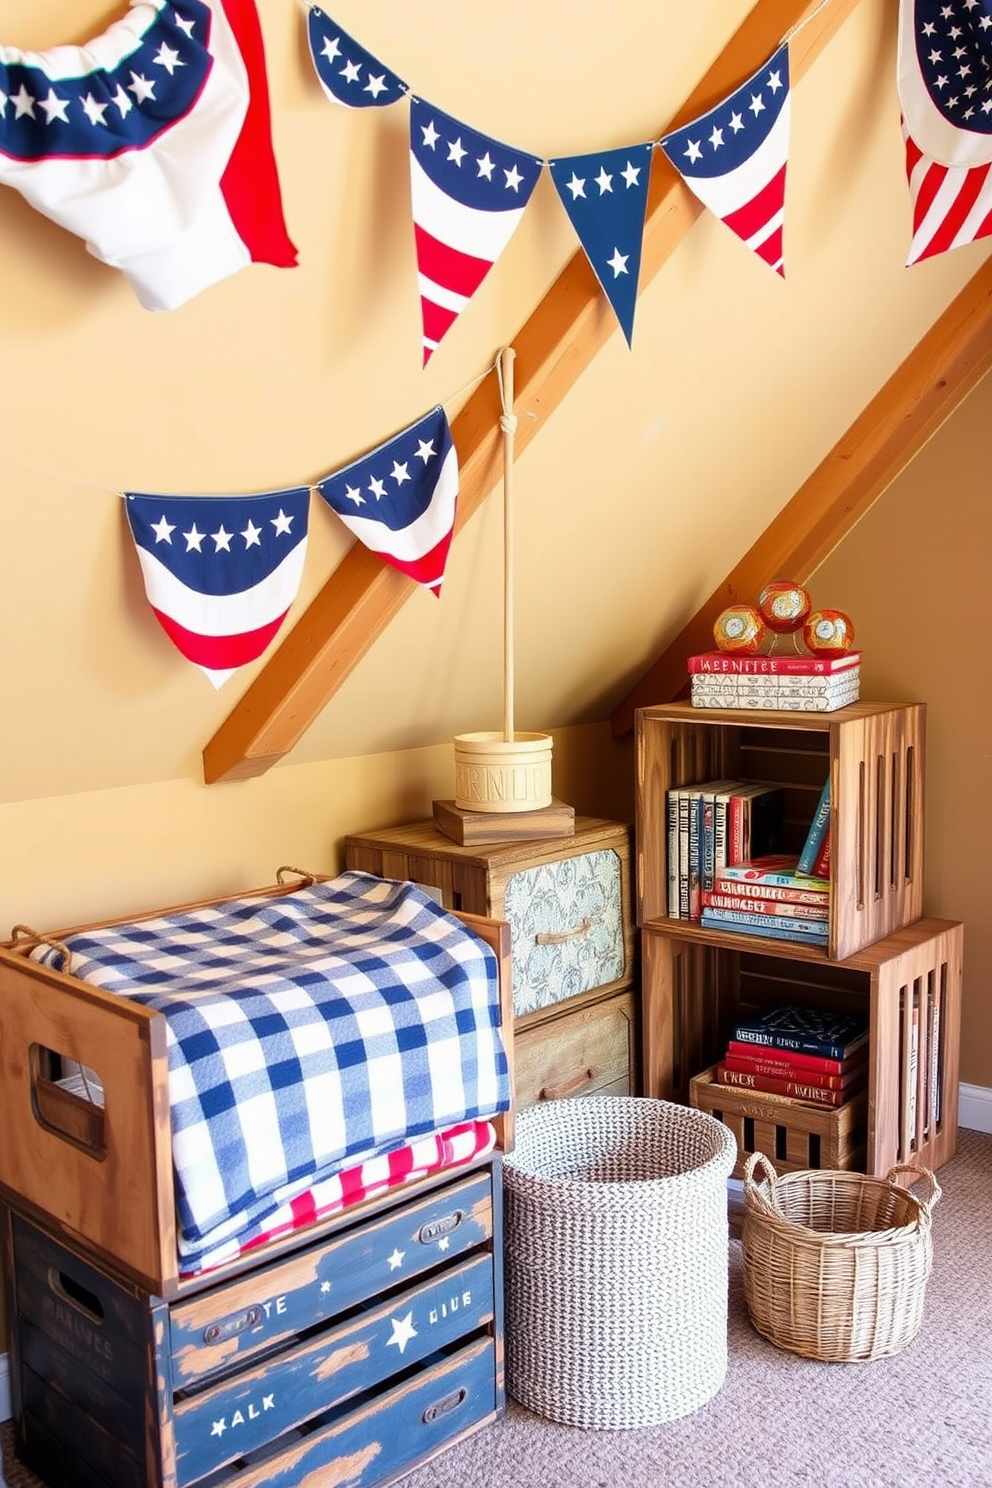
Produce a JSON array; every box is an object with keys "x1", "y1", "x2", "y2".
[{"x1": 496, "y1": 347, "x2": 517, "y2": 743}]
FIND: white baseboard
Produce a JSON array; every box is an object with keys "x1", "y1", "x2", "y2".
[{"x1": 958, "y1": 1082, "x2": 992, "y2": 1134}]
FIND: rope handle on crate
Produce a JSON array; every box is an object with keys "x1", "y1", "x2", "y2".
[
  {"x1": 885, "y1": 1163, "x2": 942, "y2": 1219},
  {"x1": 276, "y1": 866, "x2": 319, "y2": 886},
  {"x1": 8, "y1": 923, "x2": 72, "y2": 972},
  {"x1": 742, "y1": 1152, "x2": 781, "y2": 1217}
]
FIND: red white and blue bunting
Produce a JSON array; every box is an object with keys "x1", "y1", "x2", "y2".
[
  {"x1": 0, "y1": 0, "x2": 297, "y2": 311},
  {"x1": 123, "y1": 404, "x2": 461, "y2": 685}
]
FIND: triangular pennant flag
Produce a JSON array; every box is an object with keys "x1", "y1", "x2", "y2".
[
  {"x1": 409, "y1": 98, "x2": 543, "y2": 364},
  {"x1": 0, "y1": 0, "x2": 297, "y2": 311},
  {"x1": 306, "y1": 8, "x2": 406, "y2": 108},
  {"x1": 897, "y1": 0, "x2": 992, "y2": 265},
  {"x1": 660, "y1": 43, "x2": 791, "y2": 276},
  {"x1": 316, "y1": 406, "x2": 458, "y2": 595},
  {"x1": 549, "y1": 143, "x2": 654, "y2": 346},
  {"x1": 124, "y1": 487, "x2": 311, "y2": 688}
]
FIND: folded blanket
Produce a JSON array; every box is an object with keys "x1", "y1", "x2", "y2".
[{"x1": 33, "y1": 871, "x2": 509, "y2": 1255}]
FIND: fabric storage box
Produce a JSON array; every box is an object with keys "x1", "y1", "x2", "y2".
[
  {"x1": 502, "y1": 1096, "x2": 736, "y2": 1429},
  {"x1": 741, "y1": 1153, "x2": 941, "y2": 1361}
]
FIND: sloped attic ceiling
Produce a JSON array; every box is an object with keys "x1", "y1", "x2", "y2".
[{"x1": 1, "y1": 0, "x2": 989, "y2": 805}]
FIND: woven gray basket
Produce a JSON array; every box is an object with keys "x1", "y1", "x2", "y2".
[{"x1": 503, "y1": 1096, "x2": 737, "y2": 1429}]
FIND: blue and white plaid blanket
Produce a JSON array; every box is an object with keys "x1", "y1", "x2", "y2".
[{"x1": 32, "y1": 872, "x2": 509, "y2": 1263}]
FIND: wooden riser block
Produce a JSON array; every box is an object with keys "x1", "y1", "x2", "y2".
[{"x1": 432, "y1": 798, "x2": 575, "y2": 846}]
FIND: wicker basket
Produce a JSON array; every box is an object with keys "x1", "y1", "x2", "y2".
[
  {"x1": 741, "y1": 1152, "x2": 941, "y2": 1363},
  {"x1": 502, "y1": 1096, "x2": 737, "y2": 1428}
]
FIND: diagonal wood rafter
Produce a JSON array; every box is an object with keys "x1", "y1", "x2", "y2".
[
  {"x1": 203, "y1": 0, "x2": 861, "y2": 784},
  {"x1": 609, "y1": 252, "x2": 992, "y2": 737}
]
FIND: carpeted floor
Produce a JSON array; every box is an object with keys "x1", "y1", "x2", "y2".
[{"x1": 3, "y1": 1128, "x2": 990, "y2": 1488}]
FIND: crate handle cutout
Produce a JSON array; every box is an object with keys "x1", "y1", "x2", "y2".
[
  {"x1": 48, "y1": 1265, "x2": 105, "y2": 1325},
  {"x1": 29, "y1": 1042, "x2": 107, "y2": 1160},
  {"x1": 422, "y1": 1386, "x2": 468, "y2": 1425},
  {"x1": 419, "y1": 1210, "x2": 464, "y2": 1245}
]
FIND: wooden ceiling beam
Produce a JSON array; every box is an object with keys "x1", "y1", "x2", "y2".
[
  {"x1": 203, "y1": 0, "x2": 862, "y2": 783},
  {"x1": 610, "y1": 252, "x2": 992, "y2": 737}
]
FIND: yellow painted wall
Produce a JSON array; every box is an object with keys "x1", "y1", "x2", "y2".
[{"x1": 0, "y1": 0, "x2": 990, "y2": 1356}]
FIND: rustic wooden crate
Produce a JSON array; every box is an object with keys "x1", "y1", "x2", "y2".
[
  {"x1": 689, "y1": 1065, "x2": 868, "y2": 1179},
  {"x1": 635, "y1": 701, "x2": 926, "y2": 961},
  {"x1": 1, "y1": 1160, "x2": 505, "y2": 1488},
  {"x1": 644, "y1": 916, "x2": 962, "y2": 1178},
  {"x1": 0, "y1": 885, "x2": 512, "y2": 1296}
]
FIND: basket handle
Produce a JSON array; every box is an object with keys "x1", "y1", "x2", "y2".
[
  {"x1": 885, "y1": 1163, "x2": 942, "y2": 1219},
  {"x1": 742, "y1": 1152, "x2": 780, "y2": 1217}
]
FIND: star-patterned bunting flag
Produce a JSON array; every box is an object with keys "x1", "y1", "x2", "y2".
[
  {"x1": 306, "y1": 9, "x2": 406, "y2": 108},
  {"x1": 549, "y1": 142, "x2": 654, "y2": 346},
  {"x1": 409, "y1": 98, "x2": 543, "y2": 364},
  {"x1": 0, "y1": 0, "x2": 297, "y2": 311},
  {"x1": 660, "y1": 43, "x2": 791, "y2": 276},
  {"x1": 316, "y1": 406, "x2": 459, "y2": 594},
  {"x1": 897, "y1": 0, "x2": 992, "y2": 264},
  {"x1": 124, "y1": 487, "x2": 311, "y2": 688}
]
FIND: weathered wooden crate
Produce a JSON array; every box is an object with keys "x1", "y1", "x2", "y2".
[
  {"x1": 0, "y1": 883, "x2": 512, "y2": 1297},
  {"x1": 635, "y1": 701, "x2": 926, "y2": 961},
  {"x1": 1, "y1": 1159, "x2": 505, "y2": 1488},
  {"x1": 645, "y1": 916, "x2": 962, "y2": 1178},
  {"x1": 689, "y1": 1065, "x2": 867, "y2": 1179}
]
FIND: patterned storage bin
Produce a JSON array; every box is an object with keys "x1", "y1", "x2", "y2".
[
  {"x1": 503, "y1": 1096, "x2": 737, "y2": 1428},
  {"x1": 504, "y1": 848, "x2": 625, "y2": 1016}
]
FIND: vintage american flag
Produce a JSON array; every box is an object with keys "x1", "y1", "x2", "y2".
[
  {"x1": 409, "y1": 97, "x2": 543, "y2": 364},
  {"x1": 549, "y1": 142, "x2": 654, "y2": 347},
  {"x1": 306, "y1": 8, "x2": 406, "y2": 108},
  {"x1": 660, "y1": 43, "x2": 791, "y2": 276},
  {"x1": 124, "y1": 486, "x2": 311, "y2": 687},
  {"x1": 316, "y1": 405, "x2": 459, "y2": 594},
  {"x1": 0, "y1": 0, "x2": 296, "y2": 310},
  {"x1": 898, "y1": 0, "x2": 992, "y2": 264}
]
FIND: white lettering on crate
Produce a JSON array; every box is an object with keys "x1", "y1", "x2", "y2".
[
  {"x1": 210, "y1": 1395, "x2": 276, "y2": 1437},
  {"x1": 428, "y1": 1289, "x2": 473, "y2": 1326}
]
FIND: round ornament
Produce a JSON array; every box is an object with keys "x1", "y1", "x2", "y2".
[
  {"x1": 804, "y1": 608, "x2": 855, "y2": 655},
  {"x1": 757, "y1": 580, "x2": 812, "y2": 633},
  {"x1": 713, "y1": 604, "x2": 765, "y2": 654}
]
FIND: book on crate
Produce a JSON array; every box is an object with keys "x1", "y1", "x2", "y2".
[
  {"x1": 730, "y1": 1004, "x2": 869, "y2": 1061},
  {"x1": 718, "y1": 855, "x2": 830, "y2": 894},
  {"x1": 723, "y1": 1045, "x2": 867, "y2": 1090},
  {"x1": 701, "y1": 890, "x2": 828, "y2": 921},
  {"x1": 700, "y1": 908, "x2": 829, "y2": 944},
  {"x1": 797, "y1": 777, "x2": 832, "y2": 875},
  {"x1": 713, "y1": 1061, "x2": 859, "y2": 1107},
  {"x1": 665, "y1": 781, "x2": 783, "y2": 921},
  {"x1": 687, "y1": 651, "x2": 862, "y2": 676},
  {"x1": 691, "y1": 678, "x2": 860, "y2": 713}
]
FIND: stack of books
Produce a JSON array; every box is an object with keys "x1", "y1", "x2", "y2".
[
  {"x1": 665, "y1": 780, "x2": 784, "y2": 919},
  {"x1": 701, "y1": 853, "x2": 830, "y2": 943},
  {"x1": 713, "y1": 1005, "x2": 870, "y2": 1108},
  {"x1": 688, "y1": 650, "x2": 861, "y2": 712}
]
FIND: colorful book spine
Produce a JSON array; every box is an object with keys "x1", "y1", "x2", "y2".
[
  {"x1": 712, "y1": 875, "x2": 829, "y2": 906},
  {"x1": 724, "y1": 1039, "x2": 862, "y2": 1076},
  {"x1": 701, "y1": 891, "x2": 828, "y2": 920},
  {"x1": 797, "y1": 777, "x2": 832, "y2": 875},
  {"x1": 687, "y1": 650, "x2": 861, "y2": 676},
  {"x1": 722, "y1": 1053, "x2": 864, "y2": 1090},
  {"x1": 691, "y1": 672, "x2": 861, "y2": 694},
  {"x1": 715, "y1": 1062, "x2": 853, "y2": 1106},
  {"x1": 666, "y1": 788, "x2": 680, "y2": 918},
  {"x1": 716, "y1": 863, "x2": 832, "y2": 892},
  {"x1": 701, "y1": 908, "x2": 828, "y2": 940},
  {"x1": 730, "y1": 1024, "x2": 869, "y2": 1062},
  {"x1": 811, "y1": 827, "x2": 831, "y2": 878}
]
